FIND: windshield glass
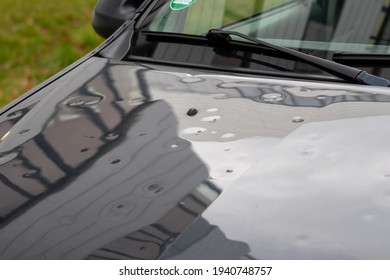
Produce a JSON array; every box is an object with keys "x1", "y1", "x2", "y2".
[
  {"x1": 130, "y1": 0, "x2": 390, "y2": 81},
  {"x1": 146, "y1": 0, "x2": 390, "y2": 54}
]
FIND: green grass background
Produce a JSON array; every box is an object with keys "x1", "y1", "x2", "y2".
[{"x1": 0, "y1": 0, "x2": 103, "y2": 107}]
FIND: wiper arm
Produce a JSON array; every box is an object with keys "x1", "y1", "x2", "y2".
[
  {"x1": 333, "y1": 53, "x2": 390, "y2": 67},
  {"x1": 206, "y1": 29, "x2": 390, "y2": 87}
]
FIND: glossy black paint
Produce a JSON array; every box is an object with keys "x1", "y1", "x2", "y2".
[
  {"x1": 93, "y1": 0, "x2": 144, "y2": 38},
  {"x1": 2, "y1": 0, "x2": 390, "y2": 259},
  {"x1": 1, "y1": 56, "x2": 390, "y2": 259}
]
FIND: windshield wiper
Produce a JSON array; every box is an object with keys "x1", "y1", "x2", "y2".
[
  {"x1": 332, "y1": 53, "x2": 390, "y2": 67},
  {"x1": 206, "y1": 29, "x2": 390, "y2": 87},
  {"x1": 140, "y1": 31, "x2": 296, "y2": 73}
]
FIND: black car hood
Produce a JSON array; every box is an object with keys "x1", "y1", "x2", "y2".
[{"x1": 1, "y1": 57, "x2": 390, "y2": 259}]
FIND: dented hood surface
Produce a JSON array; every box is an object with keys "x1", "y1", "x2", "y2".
[{"x1": 1, "y1": 57, "x2": 390, "y2": 259}]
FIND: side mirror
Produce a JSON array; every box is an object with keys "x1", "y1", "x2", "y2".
[{"x1": 92, "y1": 0, "x2": 144, "y2": 38}]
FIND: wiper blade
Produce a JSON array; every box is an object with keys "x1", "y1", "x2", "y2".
[
  {"x1": 140, "y1": 31, "x2": 295, "y2": 73},
  {"x1": 206, "y1": 29, "x2": 390, "y2": 87}
]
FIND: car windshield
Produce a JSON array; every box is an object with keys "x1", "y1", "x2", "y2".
[
  {"x1": 147, "y1": 0, "x2": 390, "y2": 54},
  {"x1": 130, "y1": 0, "x2": 390, "y2": 81}
]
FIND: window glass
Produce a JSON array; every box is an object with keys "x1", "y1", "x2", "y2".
[{"x1": 148, "y1": 0, "x2": 390, "y2": 54}]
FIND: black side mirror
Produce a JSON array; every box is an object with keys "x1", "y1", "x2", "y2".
[{"x1": 93, "y1": 0, "x2": 144, "y2": 38}]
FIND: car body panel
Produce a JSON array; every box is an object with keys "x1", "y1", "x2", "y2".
[{"x1": 1, "y1": 57, "x2": 390, "y2": 259}]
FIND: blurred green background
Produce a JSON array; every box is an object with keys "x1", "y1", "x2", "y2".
[{"x1": 0, "y1": 0, "x2": 103, "y2": 107}]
